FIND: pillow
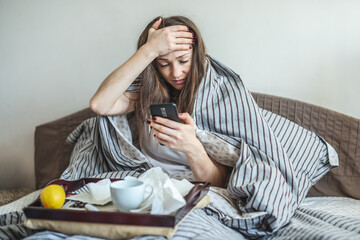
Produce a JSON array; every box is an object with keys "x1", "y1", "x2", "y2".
[{"x1": 253, "y1": 92, "x2": 360, "y2": 200}]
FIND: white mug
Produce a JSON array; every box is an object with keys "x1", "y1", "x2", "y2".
[{"x1": 110, "y1": 179, "x2": 153, "y2": 212}]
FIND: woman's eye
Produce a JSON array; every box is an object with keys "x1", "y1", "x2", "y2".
[
  {"x1": 179, "y1": 60, "x2": 189, "y2": 64},
  {"x1": 160, "y1": 64, "x2": 169, "y2": 68}
]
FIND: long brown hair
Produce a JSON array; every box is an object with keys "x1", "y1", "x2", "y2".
[{"x1": 134, "y1": 16, "x2": 207, "y2": 141}]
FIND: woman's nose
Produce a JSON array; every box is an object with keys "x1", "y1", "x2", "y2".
[{"x1": 172, "y1": 65, "x2": 182, "y2": 78}]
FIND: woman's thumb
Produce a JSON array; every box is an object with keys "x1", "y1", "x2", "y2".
[
  {"x1": 151, "y1": 17, "x2": 162, "y2": 31},
  {"x1": 178, "y1": 112, "x2": 193, "y2": 125}
]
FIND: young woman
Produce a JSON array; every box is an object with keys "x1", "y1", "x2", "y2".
[{"x1": 89, "y1": 16, "x2": 229, "y2": 187}]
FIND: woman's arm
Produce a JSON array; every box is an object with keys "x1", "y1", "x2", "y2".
[
  {"x1": 185, "y1": 141, "x2": 230, "y2": 187},
  {"x1": 149, "y1": 113, "x2": 230, "y2": 187},
  {"x1": 89, "y1": 45, "x2": 156, "y2": 115},
  {"x1": 90, "y1": 18, "x2": 193, "y2": 115}
]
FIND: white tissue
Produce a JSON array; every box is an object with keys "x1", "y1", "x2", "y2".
[
  {"x1": 66, "y1": 179, "x2": 112, "y2": 205},
  {"x1": 170, "y1": 178, "x2": 195, "y2": 196},
  {"x1": 126, "y1": 167, "x2": 194, "y2": 215}
]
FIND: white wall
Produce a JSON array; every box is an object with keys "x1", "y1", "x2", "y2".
[{"x1": 1, "y1": 0, "x2": 359, "y2": 189}]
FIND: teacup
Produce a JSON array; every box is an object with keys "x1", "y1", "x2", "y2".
[{"x1": 110, "y1": 179, "x2": 153, "y2": 212}]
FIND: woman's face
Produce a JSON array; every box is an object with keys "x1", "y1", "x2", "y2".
[{"x1": 156, "y1": 49, "x2": 193, "y2": 90}]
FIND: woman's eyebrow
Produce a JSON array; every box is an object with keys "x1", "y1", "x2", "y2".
[{"x1": 156, "y1": 57, "x2": 168, "y2": 61}]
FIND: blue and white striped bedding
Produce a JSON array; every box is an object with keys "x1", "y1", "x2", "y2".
[
  {"x1": 1, "y1": 56, "x2": 352, "y2": 239},
  {"x1": 1, "y1": 192, "x2": 359, "y2": 239}
]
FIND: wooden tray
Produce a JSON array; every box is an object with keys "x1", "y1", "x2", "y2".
[{"x1": 24, "y1": 178, "x2": 210, "y2": 228}]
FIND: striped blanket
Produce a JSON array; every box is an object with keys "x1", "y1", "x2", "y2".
[
  {"x1": 59, "y1": 57, "x2": 338, "y2": 237},
  {"x1": 0, "y1": 57, "x2": 341, "y2": 239},
  {"x1": 2, "y1": 193, "x2": 360, "y2": 239}
]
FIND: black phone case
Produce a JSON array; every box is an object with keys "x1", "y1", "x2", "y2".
[{"x1": 150, "y1": 103, "x2": 180, "y2": 122}]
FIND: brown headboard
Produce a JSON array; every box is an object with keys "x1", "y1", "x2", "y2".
[
  {"x1": 34, "y1": 93, "x2": 360, "y2": 200},
  {"x1": 35, "y1": 108, "x2": 96, "y2": 189}
]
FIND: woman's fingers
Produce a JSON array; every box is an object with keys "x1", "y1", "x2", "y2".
[
  {"x1": 153, "y1": 129, "x2": 174, "y2": 144},
  {"x1": 151, "y1": 124, "x2": 178, "y2": 146},
  {"x1": 152, "y1": 117, "x2": 181, "y2": 129},
  {"x1": 166, "y1": 25, "x2": 189, "y2": 33},
  {"x1": 174, "y1": 38, "x2": 193, "y2": 45},
  {"x1": 171, "y1": 29, "x2": 193, "y2": 45},
  {"x1": 168, "y1": 28, "x2": 193, "y2": 50},
  {"x1": 171, "y1": 44, "x2": 191, "y2": 52},
  {"x1": 148, "y1": 113, "x2": 197, "y2": 151},
  {"x1": 150, "y1": 117, "x2": 181, "y2": 141},
  {"x1": 151, "y1": 123, "x2": 177, "y2": 137},
  {"x1": 173, "y1": 31, "x2": 193, "y2": 39},
  {"x1": 147, "y1": 24, "x2": 193, "y2": 56}
]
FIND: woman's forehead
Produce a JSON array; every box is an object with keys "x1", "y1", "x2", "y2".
[{"x1": 157, "y1": 50, "x2": 193, "y2": 61}]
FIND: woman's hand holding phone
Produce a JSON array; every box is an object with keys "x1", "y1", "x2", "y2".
[{"x1": 147, "y1": 112, "x2": 203, "y2": 156}]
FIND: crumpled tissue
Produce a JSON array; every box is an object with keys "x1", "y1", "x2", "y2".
[
  {"x1": 126, "y1": 167, "x2": 194, "y2": 214},
  {"x1": 66, "y1": 179, "x2": 112, "y2": 205}
]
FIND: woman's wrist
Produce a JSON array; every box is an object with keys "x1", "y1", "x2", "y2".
[
  {"x1": 139, "y1": 43, "x2": 158, "y2": 61},
  {"x1": 185, "y1": 140, "x2": 207, "y2": 162}
]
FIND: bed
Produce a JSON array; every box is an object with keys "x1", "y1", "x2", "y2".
[{"x1": 1, "y1": 92, "x2": 359, "y2": 239}]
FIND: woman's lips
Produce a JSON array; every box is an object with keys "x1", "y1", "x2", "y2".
[{"x1": 173, "y1": 79, "x2": 185, "y2": 84}]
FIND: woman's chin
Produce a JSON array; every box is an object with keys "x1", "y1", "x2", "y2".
[
  {"x1": 173, "y1": 85, "x2": 184, "y2": 90},
  {"x1": 171, "y1": 83, "x2": 185, "y2": 90}
]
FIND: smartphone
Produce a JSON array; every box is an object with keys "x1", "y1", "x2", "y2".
[{"x1": 150, "y1": 103, "x2": 180, "y2": 122}]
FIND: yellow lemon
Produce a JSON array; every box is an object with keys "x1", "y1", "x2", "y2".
[{"x1": 40, "y1": 184, "x2": 66, "y2": 209}]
